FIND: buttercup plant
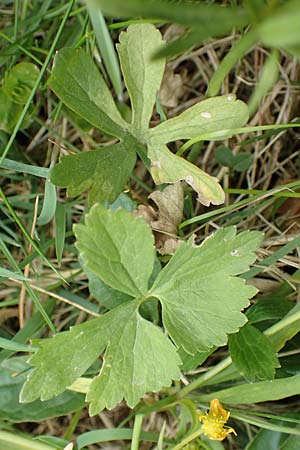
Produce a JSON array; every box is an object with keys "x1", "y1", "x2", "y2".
[
  {"x1": 20, "y1": 204, "x2": 262, "y2": 415},
  {"x1": 48, "y1": 23, "x2": 249, "y2": 206}
]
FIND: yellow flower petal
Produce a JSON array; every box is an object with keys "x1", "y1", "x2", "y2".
[{"x1": 198, "y1": 399, "x2": 237, "y2": 441}]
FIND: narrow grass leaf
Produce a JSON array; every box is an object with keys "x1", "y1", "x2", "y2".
[
  {"x1": 207, "y1": 31, "x2": 257, "y2": 97},
  {"x1": 0, "y1": 431, "x2": 54, "y2": 450},
  {"x1": 77, "y1": 429, "x2": 173, "y2": 449},
  {"x1": 99, "y1": 0, "x2": 249, "y2": 29},
  {"x1": 248, "y1": 50, "x2": 279, "y2": 117},
  {"x1": 0, "y1": 158, "x2": 49, "y2": 178},
  {"x1": 54, "y1": 202, "x2": 66, "y2": 265},
  {"x1": 0, "y1": 267, "x2": 28, "y2": 280},
  {"x1": 0, "y1": 338, "x2": 38, "y2": 352},
  {"x1": 198, "y1": 373, "x2": 300, "y2": 404},
  {"x1": 37, "y1": 176, "x2": 57, "y2": 226},
  {"x1": 258, "y1": 1, "x2": 300, "y2": 48},
  {"x1": 86, "y1": 0, "x2": 123, "y2": 99},
  {"x1": 0, "y1": 0, "x2": 76, "y2": 164}
]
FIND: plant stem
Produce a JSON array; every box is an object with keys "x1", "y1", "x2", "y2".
[
  {"x1": 131, "y1": 414, "x2": 144, "y2": 450},
  {"x1": 167, "y1": 428, "x2": 204, "y2": 450}
]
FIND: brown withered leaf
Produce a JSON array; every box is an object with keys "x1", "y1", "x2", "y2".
[
  {"x1": 134, "y1": 182, "x2": 184, "y2": 255},
  {"x1": 159, "y1": 68, "x2": 184, "y2": 108}
]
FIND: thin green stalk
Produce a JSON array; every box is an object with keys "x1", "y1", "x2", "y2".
[
  {"x1": 0, "y1": 187, "x2": 65, "y2": 282},
  {"x1": 242, "y1": 236, "x2": 300, "y2": 279},
  {"x1": 64, "y1": 408, "x2": 84, "y2": 441},
  {"x1": 180, "y1": 180, "x2": 300, "y2": 229},
  {"x1": 0, "y1": 0, "x2": 76, "y2": 164},
  {"x1": 265, "y1": 310, "x2": 300, "y2": 340},
  {"x1": 0, "y1": 239, "x2": 56, "y2": 333},
  {"x1": 14, "y1": 0, "x2": 19, "y2": 40},
  {"x1": 206, "y1": 30, "x2": 257, "y2": 97},
  {"x1": 167, "y1": 428, "x2": 204, "y2": 450},
  {"x1": 225, "y1": 188, "x2": 300, "y2": 198},
  {"x1": 86, "y1": 0, "x2": 123, "y2": 99},
  {"x1": 177, "y1": 123, "x2": 300, "y2": 156},
  {"x1": 0, "y1": 31, "x2": 43, "y2": 66},
  {"x1": 0, "y1": 431, "x2": 53, "y2": 450},
  {"x1": 178, "y1": 357, "x2": 232, "y2": 399},
  {"x1": 231, "y1": 412, "x2": 300, "y2": 435},
  {"x1": 131, "y1": 414, "x2": 144, "y2": 450}
]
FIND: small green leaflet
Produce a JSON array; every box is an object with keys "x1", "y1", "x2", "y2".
[
  {"x1": 20, "y1": 300, "x2": 180, "y2": 416},
  {"x1": 48, "y1": 48, "x2": 127, "y2": 138},
  {"x1": 117, "y1": 23, "x2": 165, "y2": 132},
  {"x1": 148, "y1": 144, "x2": 225, "y2": 206},
  {"x1": 74, "y1": 204, "x2": 156, "y2": 297},
  {"x1": 86, "y1": 302, "x2": 181, "y2": 415},
  {"x1": 148, "y1": 94, "x2": 249, "y2": 144},
  {"x1": 21, "y1": 206, "x2": 262, "y2": 414},
  {"x1": 229, "y1": 324, "x2": 280, "y2": 382},
  {"x1": 49, "y1": 24, "x2": 250, "y2": 206},
  {"x1": 0, "y1": 62, "x2": 40, "y2": 133},
  {"x1": 51, "y1": 143, "x2": 136, "y2": 205},
  {"x1": 150, "y1": 227, "x2": 263, "y2": 353}
]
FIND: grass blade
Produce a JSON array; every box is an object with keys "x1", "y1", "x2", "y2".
[{"x1": 86, "y1": 0, "x2": 123, "y2": 99}]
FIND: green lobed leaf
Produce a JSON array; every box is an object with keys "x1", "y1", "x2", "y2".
[
  {"x1": 3, "y1": 62, "x2": 40, "y2": 104},
  {"x1": 0, "y1": 90, "x2": 25, "y2": 133},
  {"x1": 151, "y1": 226, "x2": 263, "y2": 353},
  {"x1": 74, "y1": 203, "x2": 155, "y2": 297},
  {"x1": 117, "y1": 23, "x2": 165, "y2": 133},
  {"x1": 148, "y1": 94, "x2": 249, "y2": 144},
  {"x1": 50, "y1": 143, "x2": 136, "y2": 205},
  {"x1": 82, "y1": 259, "x2": 132, "y2": 310},
  {"x1": 20, "y1": 314, "x2": 110, "y2": 402},
  {"x1": 0, "y1": 357, "x2": 85, "y2": 422},
  {"x1": 48, "y1": 48, "x2": 128, "y2": 138},
  {"x1": 86, "y1": 301, "x2": 181, "y2": 414},
  {"x1": 148, "y1": 144, "x2": 225, "y2": 206},
  {"x1": 229, "y1": 324, "x2": 280, "y2": 382},
  {"x1": 20, "y1": 301, "x2": 181, "y2": 415},
  {"x1": 198, "y1": 373, "x2": 300, "y2": 404}
]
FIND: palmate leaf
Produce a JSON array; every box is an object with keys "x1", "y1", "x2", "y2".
[
  {"x1": 150, "y1": 227, "x2": 263, "y2": 353},
  {"x1": 20, "y1": 206, "x2": 261, "y2": 414},
  {"x1": 74, "y1": 203, "x2": 156, "y2": 297},
  {"x1": 148, "y1": 144, "x2": 225, "y2": 206},
  {"x1": 117, "y1": 24, "x2": 165, "y2": 132},
  {"x1": 50, "y1": 143, "x2": 136, "y2": 205},
  {"x1": 48, "y1": 25, "x2": 251, "y2": 207}
]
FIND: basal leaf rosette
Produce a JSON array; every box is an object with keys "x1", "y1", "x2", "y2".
[{"x1": 20, "y1": 206, "x2": 262, "y2": 414}]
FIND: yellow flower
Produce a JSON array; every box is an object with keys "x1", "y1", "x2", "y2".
[{"x1": 198, "y1": 399, "x2": 237, "y2": 441}]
